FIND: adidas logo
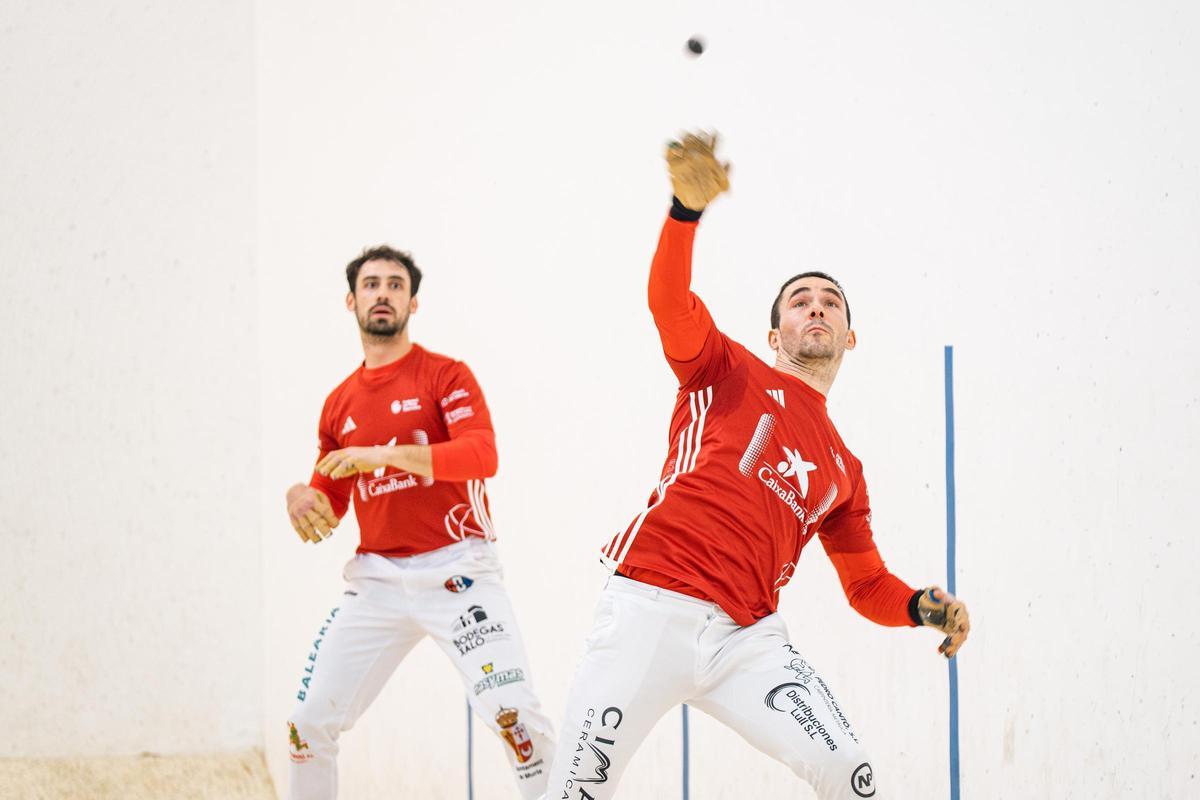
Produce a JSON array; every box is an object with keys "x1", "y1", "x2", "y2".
[
  {"x1": 341, "y1": 416, "x2": 357, "y2": 435},
  {"x1": 766, "y1": 389, "x2": 785, "y2": 408}
]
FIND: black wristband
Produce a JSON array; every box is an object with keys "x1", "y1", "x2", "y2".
[
  {"x1": 907, "y1": 589, "x2": 924, "y2": 626},
  {"x1": 670, "y1": 196, "x2": 703, "y2": 222}
]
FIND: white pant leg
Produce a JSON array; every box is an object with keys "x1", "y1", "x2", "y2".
[
  {"x1": 690, "y1": 614, "x2": 878, "y2": 799},
  {"x1": 417, "y1": 555, "x2": 556, "y2": 800},
  {"x1": 541, "y1": 577, "x2": 708, "y2": 800},
  {"x1": 286, "y1": 557, "x2": 424, "y2": 800}
]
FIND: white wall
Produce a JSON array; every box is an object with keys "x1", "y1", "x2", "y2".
[{"x1": 0, "y1": 3, "x2": 260, "y2": 755}]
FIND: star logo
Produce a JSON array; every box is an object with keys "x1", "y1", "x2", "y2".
[{"x1": 777, "y1": 447, "x2": 817, "y2": 498}]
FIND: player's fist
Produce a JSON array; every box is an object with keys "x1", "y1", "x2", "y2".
[
  {"x1": 286, "y1": 483, "x2": 340, "y2": 544},
  {"x1": 665, "y1": 131, "x2": 730, "y2": 211},
  {"x1": 917, "y1": 586, "x2": 971, "y2": 659}
]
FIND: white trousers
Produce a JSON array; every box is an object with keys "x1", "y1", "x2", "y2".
[
  {"x1": 541, "y1": 576, "x2": 878, "y2": 799},
  {"x1": 286, "y1": 539, "x2": 555, "y2": 800}
]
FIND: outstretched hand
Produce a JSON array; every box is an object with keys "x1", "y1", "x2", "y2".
[
  {"x1": 917, "y1": 587, "x2": 971, "y2": 658},
  {"x1": 316, "y1": 446, "x2": 393, "y2": 480},
  {"x1": 665, "y1": 132, "x2": 730, "y2": 212}
]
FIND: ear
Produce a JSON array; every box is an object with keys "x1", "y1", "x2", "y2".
[
  {"x1": 345, "y1": 291, "x2": 355, "y2": 311},
  {"x1": 844, "y1": 329, "x2": 857, "y2": 351},
  {"x1": 767, "y1": 328, "x2": 780, "y2": 353},
  {"x1": 409, "y1": 295, "x2": 419, "y2": 315}
]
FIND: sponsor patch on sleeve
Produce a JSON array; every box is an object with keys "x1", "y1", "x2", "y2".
[
  {"x1": 441, "y1": 388, "x2": 471, "y2": 408},
  {"x1": 445, "y1": 406, "x2": 475, "y2": 425}
]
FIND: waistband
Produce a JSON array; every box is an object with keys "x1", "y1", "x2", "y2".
[
  {"x1": 381, "y1": 537, "x2": 490, "y2": 570},
  {"x1": 605, "y1": 574, "x2": 726, "y2": 618}
]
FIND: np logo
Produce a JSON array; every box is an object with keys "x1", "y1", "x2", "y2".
[
  {"x1": 852, "y1": 762, "x2": 875, "y2": 797},
  {"x1": 444, "y1": 575, "x2": 474, "y2": 593}
]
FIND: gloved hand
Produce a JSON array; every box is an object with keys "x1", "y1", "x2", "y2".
[
  {"x1": 917, "y1": 586, "x2": 971, "y2": 658},
  {"x1": 665, "y1": 132, "x2": 730, "y2": 212}
]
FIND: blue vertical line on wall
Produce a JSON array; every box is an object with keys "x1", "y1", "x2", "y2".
[
  {"x1": 467, "y1": 698, "x2": 475, "y2": 800},
  {"x1": 944, "y1": 345, "x2": 961, "y2": 800},
  {"x1": 682, "y1": 703, "x2": 691, "y2": 799}
]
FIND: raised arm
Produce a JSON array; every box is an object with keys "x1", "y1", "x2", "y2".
[
  {"x1": 647, "y1": 207, "x2": 711, "y2": 364},
  {"x1": 651, "y1": 132, "x2": 732, "y2": 385}
]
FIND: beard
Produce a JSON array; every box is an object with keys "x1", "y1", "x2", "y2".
[
  {"x1": 780, "y1": 328, "x2": 839, "y2": 362},
  {"x1": 357, "y1": 305, "x2": 409, "y2": 338}
]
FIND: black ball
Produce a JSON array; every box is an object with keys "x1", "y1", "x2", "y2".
[{"x1": 686, "y1": 37, "x2": 705, "y2": 56}]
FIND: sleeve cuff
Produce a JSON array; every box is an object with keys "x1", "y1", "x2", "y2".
[
  {"x1": 908, "y1": 589, "x2": 924, "y2": 626},
  {"x1": 670, "y1": 196, "x2": 703, "y2": 222}
]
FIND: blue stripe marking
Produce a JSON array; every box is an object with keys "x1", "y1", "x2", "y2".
[
  {"x1": 467, "y1": 698, "x2": 475, "y2": 800},
  {"x1": 944, "y1": 346, "x2": 961, "y2": 800},
  {"x1": 682, "y1": 704, "x2": 690, "y2": 799}
]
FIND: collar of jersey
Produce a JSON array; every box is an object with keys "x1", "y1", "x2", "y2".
[
  {"x1": 358, "y1": 343, "x2": 422, "y2": 386},
  {"x1": 772, "y1": 366, "x2": 828, "y2": 406}
]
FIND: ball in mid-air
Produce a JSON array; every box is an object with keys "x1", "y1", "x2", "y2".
[{"x1": 686, "y1": 36, "x2": 705, "y2": 56}]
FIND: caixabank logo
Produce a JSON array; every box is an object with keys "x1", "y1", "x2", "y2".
[{"x1": 738, "y1": 413, "x2": 838, "y2": 540}]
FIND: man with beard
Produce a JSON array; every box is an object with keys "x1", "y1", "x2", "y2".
[
  {"x1": 539, "y1": 135, "x2": 971, "y2": 800},
  {"x1": 284, "y1": 246, "x2": 554, "y2": 800}
]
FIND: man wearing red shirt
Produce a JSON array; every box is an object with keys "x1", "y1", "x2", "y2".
[
  {"x1": 284, "y1": 246, "x2": 554, "y2": 800},
  {"x1": 540, "y1": 135, "x2": 971, "y2": 800}
]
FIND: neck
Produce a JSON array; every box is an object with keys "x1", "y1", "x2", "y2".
[
  {"x1": 772, "y1": 350, "x2": 841, "y2": 397},
  {"x1": 360, "y1": 330, "x2": 413, "y2": 368}
]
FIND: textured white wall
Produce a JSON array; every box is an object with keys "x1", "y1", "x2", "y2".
[
  {"x1": 0, "y1": 4, "x2": 259, "y2": 755},
  {"x1": 258, "y1": 2, "x2": 1200, "y2": 797}
]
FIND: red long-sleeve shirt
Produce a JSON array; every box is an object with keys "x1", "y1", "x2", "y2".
[
  {"x1": 603, "y1": 214, "x2": 918, "y2": 628},
  {"x1": 309, "y1": 344, "x2": 499, "y2": 557}
]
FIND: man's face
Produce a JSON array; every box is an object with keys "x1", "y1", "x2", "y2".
[
  {"x1": 347, "y1": 259, "x2": 417, "y2": 337},
  {"x1": 769, "y1": 276, "x2": 856, "y2": 361}
]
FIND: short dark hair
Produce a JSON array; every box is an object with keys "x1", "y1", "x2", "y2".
[
  {"x1": 345, "y1": 245, "x2": 422, "y2": 296},
  {"x1": 770, "y1": 271, "x2": 851, "y2": 329}
]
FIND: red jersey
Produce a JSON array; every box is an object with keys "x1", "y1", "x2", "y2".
[
  {"x1": 602, "y1": 215, "x2": 917, "y2": 628},
  {"x1": 309, "y1": 344, "x2": 498, "y2": 558}
]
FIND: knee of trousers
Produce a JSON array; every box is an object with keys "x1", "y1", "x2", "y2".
[
  {"x1": 796, "y1": 743, "x2": 877, "y2": 800},
  {"x1": 286, "y1": 698, "x2": 345, "y2": 754},
  {"x1": 479, "y1": 684, "x2": 554, "y2": 740},
  {"x1": 489, "y1": 704, "x2": 554, "y2": 788}
]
